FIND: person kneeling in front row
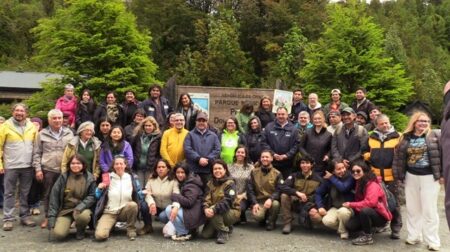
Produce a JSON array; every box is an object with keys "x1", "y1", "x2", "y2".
[
  {"x1": 48, "y1": 154, "x2": 96, "y2": 240},
  {"x1": 94, "y1": 156, "x2": 142, "y2": 241},
  {"x1": 247, "y1": 150, "x2": 283, "y2": 231},
  {"x1": 202, "y1": 160, "x2": 241, "y2": 244},
  {"x1": 280, "y1": 155, "x2": 322, "y2": 234}
]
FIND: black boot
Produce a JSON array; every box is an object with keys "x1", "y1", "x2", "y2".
[{"x1": 216, "y1": 230, "x2": 229, "y2": 244}]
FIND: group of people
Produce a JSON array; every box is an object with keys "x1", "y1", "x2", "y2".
[{"x1": 0, "y1": 84, "x2": 444, "y2": 251}]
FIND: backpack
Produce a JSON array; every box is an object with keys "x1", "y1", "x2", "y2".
[{"x1": 380, "y1": 181, "x2": 396, "y2": 213}]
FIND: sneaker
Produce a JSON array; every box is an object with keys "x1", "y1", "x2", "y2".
[
  {"x1": 352, "y1": 233, "x2": 374, "y2": 245},
  {"x1": 128, "y1": 231, "x2": 137, "y2": 241},
  {"x1": 405, "y1": 239, "x2": 421, "y2": 245},
  {"x1": 374, "y1": 223, "x2": 390, "y2": 233},
  {"x1": 115, "y1": 222, "x2": 127, "y2": 229},
  {"x1": 428, "y1": 245, "x2": 440, "y2": 251},
  {"x1": 3, "y1": 221, "x2": 13, "y2": 231},
  {"x1": 21, "y1": 217, "x2": 36, "y2": 227},
  {"x1": 282, "y1": 223, "x2": 291, "y2": 235},
  {"x1": 340, "y1": 232, "x2": 349, "y2": 240},
  {"x1": 216, "y1": 231, "x2": 229, "y2": 244},
  {"x1": 171, "y1": 234, "x2": 192, "y2": 241},
  {"x1": 390, "y1": 231, "x2": 400, "y2": 240}
]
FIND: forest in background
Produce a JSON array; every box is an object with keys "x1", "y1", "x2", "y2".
[{"x1": 0, "y1": 0, "x2": 449, "y2": 128}]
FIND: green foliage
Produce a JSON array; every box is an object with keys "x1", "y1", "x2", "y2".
[
  {"x1": 175, "y1": 46, "x2": 203, "y2": 85},
  {"x1": 269, "y1": 25, "x2": 308, "y2": 88},
  {"x1": 25, "y1": 78, "x2": 65, "y2": 119},
  {"x1": 203, "y1": 10, "x2": 255, "y2": 87},
  {"x1": 0, "y1": 0, "x2": 45, "y2": 68},
  {"x1": 32, "y1": 0, "x2": 158, "y2": 100},
  {"x1": 130, "y1": 0, "x2": 205, "y2": 81},
  {"x1": 300, "y1": 1, "x2": 413, "y2": 113}
]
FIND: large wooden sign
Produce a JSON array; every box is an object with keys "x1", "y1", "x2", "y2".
[{"x1": 177, "y1": 86, "x2": 274, "y2": 129}]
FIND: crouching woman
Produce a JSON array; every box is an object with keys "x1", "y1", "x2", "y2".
[
  {"x1": 94, "y1": 156, "x2": 142, "y2": 241},
  {"x1": 343, "y1": 160, "x2": 392, "y2": 245},
  {"x1": 48, "y1": 154, "x2": 96, "y2": 240},
  {"x1": 165, "y1": 162, "x2": 205, "y2": 241},
  {"x1": 202, "y1": 160, "x2": 240, "y2": 244}
]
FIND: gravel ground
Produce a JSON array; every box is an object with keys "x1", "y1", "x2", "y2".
[{"x1": 0, "y1": 189, "x2": 448, "y2": 252}]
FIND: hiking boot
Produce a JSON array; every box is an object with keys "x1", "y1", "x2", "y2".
[
  {"x1": 128, "y1": 230, "x2": 137, "y2": 241},
  {"x1": 137, "y1": 224, "x2": 153, "y2": 235},
  {"x1": 266, "y1": 221, "x2": 276, "y2": 231},
  {"x1": 282, "y1": 223, "x2": 291, "y2": 234},
  {"x1": 352, "y1": 233, "x2": 374, "y2": 245},
  {"x1": 76, "y1": 229, "x2": 85, "y2": 240},
  {"x1": 21, "y1": 217, "x2": 36, "y2": 227},
  {"x1": 216, "y1": 231, "x2": 229, "y2": 244},
  {"x1": 3, "y1": 221, "x2": 13, "y2": 231}
]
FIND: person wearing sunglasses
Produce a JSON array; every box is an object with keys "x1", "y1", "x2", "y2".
[
  {"x1": 343, "y1": 159, "x2": 392, "y2": 246},
  {"x1": 393, "y1": 112, "x2": 442, "y2": 251}
]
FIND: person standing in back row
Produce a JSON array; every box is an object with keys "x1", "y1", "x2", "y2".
[{"x1": 140, "y1": 85, "x2": 173, "y2": 129}]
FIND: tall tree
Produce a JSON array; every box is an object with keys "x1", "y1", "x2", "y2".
[
  {"x1": 269, "y1": 24, "x2": 307, "y2": 88},
  {"x1": 129, "y1": 0, "x2": 205, "y2": 81},
  {"x1": 32, "y1": 0, "x2": 157, "y2": 99},
  {"x1": 299, "y1": 1, "x2": 413, "y2": 121},
  {"x1": 203, "y1": 9, "x2": 255, "y2": 87}
]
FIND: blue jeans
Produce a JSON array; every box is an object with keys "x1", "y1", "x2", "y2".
[{"x1": 165, "y1": 205, "x2": 188, "y2": 235}]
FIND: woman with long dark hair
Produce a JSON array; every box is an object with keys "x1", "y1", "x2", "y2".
[
  {"x1": 139, "y1": 159, "x2": 179, "y2": 235},
  {"x1": 202, "y1": 160, "x2": 240, "y2": 244},
  {"x1": 176, "y1": 93, "x2": 200, "y2": 131},
  {"x1": 344, "y1": 160, "x2": 392, "y2": 246},
  {"x1": 94, "y1": 91, "x2": 124, "y2": 127},
  {"x1": 255, "y1": 96, "x2": 275, "y2": 129},
  {"x1": 48, "y1": 154, "x2": 96, "y2": 240},
  {"x1": 76, "y1": 89, "x2": 97, "y2": 128},
  {"x1": 165, "y1": 162, "x2": 204, "y2": 241},
  {"x1": 99, "y1": 125, "x2": 133, "y2": 179},
  {"x1": 228, "y1": 145, "x2": 254, "y2": 223},
  {"x1": 95, "y1": 117, "x2": 112, "y2": 143}
]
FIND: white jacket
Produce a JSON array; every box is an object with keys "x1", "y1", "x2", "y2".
[{"x1": 104, "y1": 172, "x2": 133, "y2": 214}]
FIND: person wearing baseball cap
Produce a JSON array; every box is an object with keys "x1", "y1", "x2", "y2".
[
  {"x1": 323, "y1": 89, "x2": 349, "y2": 120},
  {"x1": 331, "y1": 105, "x2": 368, "y2": 169}
]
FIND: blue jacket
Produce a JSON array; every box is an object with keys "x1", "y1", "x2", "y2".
[
  {"x1": 184, "y1": 128, "x2": 221, "y2": 174},
  {"x1": 99, "y1": 141, "x2": 134, "y2": 173},
  {"x1": 315, "y1": 172, "x2": 355, "y2": 209},
  {"x1": 139, "y1": 97, "x2": 173, "y2": 128}
]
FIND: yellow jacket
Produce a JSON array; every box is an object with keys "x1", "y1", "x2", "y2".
[{"x1": 160, "y1": 127, "x2": 188, "y2": 167}]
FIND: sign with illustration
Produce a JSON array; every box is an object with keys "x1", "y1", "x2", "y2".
[{"x1": 272, "y1": 89, "x2": 293, "y2": 114}]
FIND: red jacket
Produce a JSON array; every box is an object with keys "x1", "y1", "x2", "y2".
[
  {"x1": 56, "y1": 96, "x2": 77, "y2": 126},
  {"x1": 348, "y1": 177, "x2": 392, "y2": 221}
]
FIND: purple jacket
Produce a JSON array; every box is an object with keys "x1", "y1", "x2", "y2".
[{"x1": 99, "y1": 141, "x2": 134, "y2": 173}]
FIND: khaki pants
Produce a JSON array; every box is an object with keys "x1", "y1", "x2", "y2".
[
  {"x1": 95, "y1": 202, "x2": 138, "y2": 240},
  {"x1": 252, "y1": 199, "x2": 280, "y2": 223},
  {"x1": 322, "y1": 207, "x2": 352, "y2": 234},
  {"x1": 201, "y1": 210, "x2": 240, "y2": 238},
  {"x1": 53, "y1": 209, "x2": 92, "y2": 240}
]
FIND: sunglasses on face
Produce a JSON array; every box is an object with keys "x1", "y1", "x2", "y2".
[{"x1": 352, "y1": 169, "x2": 362, "y2": 174}]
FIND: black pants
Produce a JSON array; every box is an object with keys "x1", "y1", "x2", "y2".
[
  {"x1": 27, "y1": 176, "x2": 43, "y2": 208},
  {"x1": 346, "y1": 207, "x2": 387, "y2": 234},
  {"x1": 386, "y1": 181, "x2": 403, "y2": 233}
]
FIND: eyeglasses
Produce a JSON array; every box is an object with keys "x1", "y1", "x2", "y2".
[
  {"x1": 417, "y1": 120, "x2": 430, "y2": 123},
  {"x1": 352, "y1": 169, "x2": 362, "y2": 174}
]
